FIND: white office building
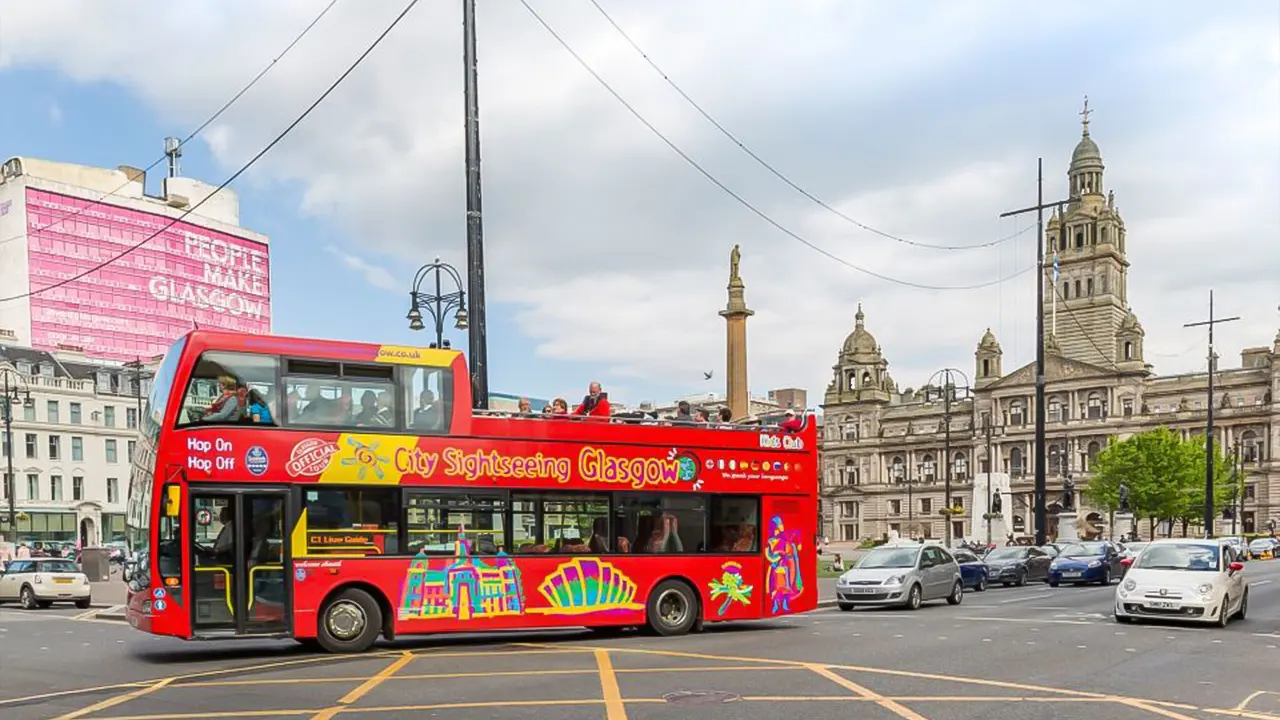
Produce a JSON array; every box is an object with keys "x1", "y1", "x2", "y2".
[{"x1": 1, "y1": 338, "x2": 154, "y2": 549}]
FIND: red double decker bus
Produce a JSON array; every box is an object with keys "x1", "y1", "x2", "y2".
[{"x1": 124, "y1": 330, "x2": 816, "y2": 652}]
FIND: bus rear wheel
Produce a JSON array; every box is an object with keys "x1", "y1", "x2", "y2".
[
  {"x1": 317, "y1": 588, "x2": 382, "y2": 654},
  {"x1": 646, "y1": 580, "x2": 698, "y2": 637}
]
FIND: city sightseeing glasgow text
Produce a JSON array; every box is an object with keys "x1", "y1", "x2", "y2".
[{"x1": 393, "y1": 446, "x2": 682, "y2": 489}]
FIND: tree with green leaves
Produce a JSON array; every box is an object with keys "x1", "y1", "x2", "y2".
[{"x1": 1087, "y1": 428, "x2": 1237, "y2": 538}]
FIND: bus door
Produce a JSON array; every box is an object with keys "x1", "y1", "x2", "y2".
[{"x1": 189, "y1": 488, "x2": 292, "y2": 636}]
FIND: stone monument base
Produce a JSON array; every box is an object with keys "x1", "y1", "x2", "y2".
[
  {"x1": 1113, "y1": 512, "x2": 1135, "y2": 542},
  {"x1": 1056, "y1": 511, "x2": 1079, "y2": 543}
]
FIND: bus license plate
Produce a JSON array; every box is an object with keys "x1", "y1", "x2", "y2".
[{"x1": 1147, "y1": 601, "x2": 1177, "y2": 610}]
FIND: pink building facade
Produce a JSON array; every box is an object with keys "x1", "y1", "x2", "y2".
[{"x1": 0, "y1": 157, "x2": 271, "y2": 362}]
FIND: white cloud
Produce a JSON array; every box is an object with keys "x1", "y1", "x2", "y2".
[
  {"x1": 1, "y1": 0, "x2": 1276, "y2": 405},
  {"x1": 324, "y1": 245, "x2": 398, "y2": 292}
]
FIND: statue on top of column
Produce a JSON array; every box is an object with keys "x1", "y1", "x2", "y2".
[{"x1": 729, "y1": 244, "x2": 741, "y2": 282}]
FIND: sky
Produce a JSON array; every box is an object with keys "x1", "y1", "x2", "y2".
[{"x1": 0, "y1": 0, "x2": 1277, "y2": 410}]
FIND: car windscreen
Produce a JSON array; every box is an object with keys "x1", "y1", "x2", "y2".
[
  {"x1": 37, "y1": 560, "x2": 80, "y2": 573},
  {"x1": 857, "y1": 548, "x2": 919, "y2": 569},
  {"x1": 1059, "y1": 542, "x2": 1106, "y2": 557},
  {"x1": 985, "y1": 547, "x2": 1027, "y2": 561},
  {"x1": 1132, "y1": 544, "x2": 1220, "y2": 572}
]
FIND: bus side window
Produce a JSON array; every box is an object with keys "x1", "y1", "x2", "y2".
[
  {"x1": 404, "y1": 366, "x2": 452, "y2": 434},
  {"x1": 176, "y1": 352, "x2": 279, "y2": 427}
]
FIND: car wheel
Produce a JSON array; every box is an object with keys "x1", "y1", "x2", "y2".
[
  {"x1": 946, "y1": 582, "x2": 963, "y2": 606},
  {"x1": 75, "y1": 598, "x2": 92, "y2": 610},
  {"x1": 1114, "y1": 613, "x2": 1133, "y2": 624},
  {"x1": 975, "y1": 576, "x2": 987, "y2": 592},
  {"x1": 317, "y1": 588, "x2": 383, "y2": 654},
  {"x1": 1049, "y1": 580, "x2": 1060, "y2": 588},
  {"x1": 904, "y1": 584, "x2": 922, "y2": 610},
  {"x1": 1235, "y1": 590, "x2": 1248, "y2": 621},
  {"x1": 646, "y1": 580, "x2": 699, "y2": 637},
  {"x1": 837, "y1": 602, "x2": 855, "y2": 612},
  {"x1": 1100, "y1": 567, "x2": 1112, "y2": 585},
  {"x1": 1002, "y1": 581, "x2": 1012, "y2": 588},
  {"x1": 20, "y1": 585, "x2": 38, "y2": 610},
  {"x1": 1016, "y1": 570, "x2": 1027, "y2": 587},
  {"x1": 1217, "y1": 595, "x2": 1231, "y2": 628}
]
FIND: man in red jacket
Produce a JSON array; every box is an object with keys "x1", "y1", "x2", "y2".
[
  {"x1": 779, "y1": 409, "x2": 804, "y2": 432},
  {"x1": 574, "y1": 381, "x2": 611, "y2": 418}
]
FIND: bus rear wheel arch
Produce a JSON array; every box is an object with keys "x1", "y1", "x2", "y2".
[
  {"x1": 316, "y1": 586, "x2": 386, "y2": 653},
  {"x1": 646, "y1": 578, "x2": 700, "y2": 636}
]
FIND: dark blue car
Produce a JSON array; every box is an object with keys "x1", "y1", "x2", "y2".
[
  {"x1": 951, "y1": 549, "x2": 990, "y2": 592},
  {"x1": 1047, "y1": 540, "x2": 1125, "y2": 586}
]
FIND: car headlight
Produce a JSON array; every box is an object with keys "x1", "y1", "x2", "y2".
[
  {"x1": 1122, "y1": 579, "x2": 1137, "y2": 592},
  {"x1": 884, "y1": 575, "x2": 904, "y2": 586},
  {"x1": 837, "y1": 573, "x2": 853, "y2": 585},
  {"x1": 1196, "y1": 583, "x2": 1214, "y2": 596},
  {"x1": 1088, "y1": 560, "x2": 1102, "y2": 568}
]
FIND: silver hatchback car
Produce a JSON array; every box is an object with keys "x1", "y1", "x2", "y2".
[{"x1": 835, "y1": 543, "x2": 964, "y2": 611}]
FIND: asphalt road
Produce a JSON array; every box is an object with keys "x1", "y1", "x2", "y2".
[{"x1": 1, "y1": 560, "x2": 1278, "y2": 720}]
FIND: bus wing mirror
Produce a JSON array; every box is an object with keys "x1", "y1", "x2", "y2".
[{"x1": 163, "y1": 486, "x2": 181, "y2": 517}]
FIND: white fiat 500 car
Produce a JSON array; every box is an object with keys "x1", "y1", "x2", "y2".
[{"x1": 1114, "y1": 538, "x2": 1247, "y2": 627}]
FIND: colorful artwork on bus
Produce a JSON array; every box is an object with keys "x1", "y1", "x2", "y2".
[{"x1": 765, "y1": 516, "x2": 803, "y2": 613}]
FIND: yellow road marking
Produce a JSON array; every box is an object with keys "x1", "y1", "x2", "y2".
[
  {"x1": 1119, "y1": 699, "x2": 1210, "y2": 720},
  {"x1": 595, "y1": 650, "x2": 628, "y2": 720},
  {"x1": 1203, "y1": 709, "x2": 1280, "y2": 720},
  {"x1": 51, "y1": 678, "x2": 175, "y2": 720},
  {"x1": 807, "y1": 664, "x2": 927, "y2": 720},
  {"x1": 0, "y1": 681, "x2": 152, "y2": 708},
  {"x1": 71, "y1": 607, "x2": 104, "y2": 621},
  {"x1": 171, "y1": 663, "x2": 802, "y2": 689},
  {"x1": 1235, "y1": 691, "x2": 1280, "y2": 711},
  {"x1": 309, "y1": 651, "x2": 417, "y2": 719}
]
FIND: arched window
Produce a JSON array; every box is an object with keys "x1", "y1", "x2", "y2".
[
  {"x1": 1242, "y1": 430, "x2": 1260, "y2": 463},
  {"x1": 1124, "y1": 341, "x2": 1133, "y2": 360},
  {"x1": 1009, "y1": 447, "x2": 1024, "y2": 477},
  {"x1": 1048, "y1": 397, "x2": 1063, "y2": 423},
  {"x1": 921, "y1": 453, "x2": 936, "y2": 482},
  {"x1": 1008, "y1": 400, "x2": 1026, "y2": 426},
  {"x1": 891, "y1": 455, "x2": 905, "y2": 482},
  {"x1": 1087, "y1": 392, "x2": 1103, "y2": 419},
  {"x1": 843, "y1": 458, "x2": 857, "y2": 485},
  {"x1": 861, "y1": 370, "x2": 872, "y2": 387},
  {"x1": 982, "y1": 358, "x2": 991, "y2": 377},
  {"x1": 953, "y1": 451, "x2": 968, "y2": 480},
  {"x1": 1085, "y1": 441, "x2": 1101, "y2": 472},
  {"x1": 1101, "y1": 226, "x2": 1109, "y2": 242},
  {"x1": 1048, "y1": 444, "x2": 1063, "y2": 474}
]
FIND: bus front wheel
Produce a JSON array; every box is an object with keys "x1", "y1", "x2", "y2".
[
  {"x1": 646, "y1": 580, "x2": 699, "y2": 637},
  {"x1": 317, "y1": 588, "x2": 383, "y2": 654}
]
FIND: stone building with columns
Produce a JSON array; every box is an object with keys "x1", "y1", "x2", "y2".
[{"x1": 818, "y1": 112, "x2": 1279, "y2": 544}]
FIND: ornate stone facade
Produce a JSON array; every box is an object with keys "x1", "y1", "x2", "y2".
[{"x1": 818, "y1": 111, "x2": 1279, "y2": 544}]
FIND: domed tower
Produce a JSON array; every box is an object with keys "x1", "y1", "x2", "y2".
[
  {"x1": 824, "y1": 304, "x2": 891, "y2": 405},
  {"x1": 1115, "y1": 307, "x2": 1146, "y2": 371},
  {"x1": 974, "y1": 328, "x2": 1003, "y2": 388},
  {"x1": 1042, "y1": 97, "x2": 1131, "y2": 367}
]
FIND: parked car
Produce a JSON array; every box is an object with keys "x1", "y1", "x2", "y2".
[
  {"x1": 1114, "y1": 538, "x2": 1247, "y2": 626},
  {"x1": 0, "y1": 557, "x2": 92, "y2": 609},
  {"x1": 835, "y1": 544, "x2": 964, "y2": 611},
  {"x1": 983, "y1": 545, "x2": 1052, "y2": 586},
  {"x1": 1247, "y1": 537, "x2": 1278, "y2": 559},
  {"x1": 1048, "y1": 541, "x2": 1126, "y2": 586},
  {"x1": 951, "y1": 549, "x2": 990, "y2": 592}
]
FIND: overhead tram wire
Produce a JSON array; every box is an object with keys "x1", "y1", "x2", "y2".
[
  {"x1": 519, "y1": 0, "x2": 1031, "y2": 292},
  {"x1": 0, "y1": 0, "x2": 343, "y2": 249},
  {"x1": 0, "y1": 0, "x2": 420, "y2": 305},
  {"x1": 584, "y1": 0, "x2": 1030, "y2": 252}
]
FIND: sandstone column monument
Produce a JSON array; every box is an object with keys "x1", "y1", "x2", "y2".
[{"x1": 719, "y1": 244, "x2": 753, "y2": 420}]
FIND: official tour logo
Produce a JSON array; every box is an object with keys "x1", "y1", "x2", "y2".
[{"x1": 287, "y1": 438, "x2": 339, "y2": 477}]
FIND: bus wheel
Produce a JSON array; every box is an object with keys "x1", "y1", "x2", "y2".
[
  {"x1": 317, "y1": 588, "x2": 382, "y2": 654},
  {"x1": 646, "y1": 580, "x2": 698, "y2": 637}
]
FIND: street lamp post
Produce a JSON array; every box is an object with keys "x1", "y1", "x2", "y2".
[
  {"x1": 407, "y1": 258, "x2": 470, "y2": 353},
  {"x1": 2, "y1": 368, "x2": 33, "y2": 544},
  {"x1": 923, "y1": 368, "x2": 972, "y2": 546},
  {"x1": 123, "y1": 358, "x2": 151, "y2": 428}
]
